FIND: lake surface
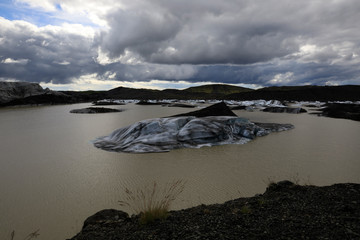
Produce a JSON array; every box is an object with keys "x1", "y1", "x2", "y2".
[{"x1": 0, "y1": 103, "x2": 359, "y2": 240}]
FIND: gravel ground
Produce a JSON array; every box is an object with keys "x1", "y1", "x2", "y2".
[{"x1": 68, "y1": 181, "x2": 360, "y2": 240}]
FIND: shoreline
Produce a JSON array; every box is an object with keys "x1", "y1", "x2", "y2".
[{"x1": 69, "y1": 181, "x2": 360, "y2": 240}]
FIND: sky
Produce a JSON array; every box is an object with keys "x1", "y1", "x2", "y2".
[{"x1": 0, "y1": 0, "x2": 360, "y2": 91}]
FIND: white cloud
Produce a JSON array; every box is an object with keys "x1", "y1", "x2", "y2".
[
  {"x1": 0, "y1": 78, "x2": 21, "y2": 82},
  {"x1": 41, "y1": 78, "x2": 260, "y2": 91},
  {"x1": 41, "y1": 74, "x2": 120, "y2": 91},
  {"x1": 53, "y1": 60, "x2": 70, "y2": 65},
  {"x1": 1, "y1": 58, "x2": 29, "y2": 64},
  {"x1": 269, "y1": 72, "x2": 294, "y2": 85},
  {"x1": 15, "y1": 0, "x2": 124, "y2": 27},
  {"x1": 16, "y1": 0, "x2": 58, "y2": 12},
  {"x1": 96, "y1": 48, "x2": 143, "y2": 65}
]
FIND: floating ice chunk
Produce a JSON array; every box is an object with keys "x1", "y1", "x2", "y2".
[{"x1": 93, "y1": 116, "x2": 294, "y2": 153}]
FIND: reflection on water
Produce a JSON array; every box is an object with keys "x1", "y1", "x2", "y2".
[{"x1": 0, "y1": 103, "x2": 359, "y2": 240}]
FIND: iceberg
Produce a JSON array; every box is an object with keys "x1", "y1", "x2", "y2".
[{"x1": 93, "y1": 116, "x2": 294, "y2": 153}]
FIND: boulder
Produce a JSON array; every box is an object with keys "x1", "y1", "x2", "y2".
[{"x1": 82, "y1": 209, "x2": 129, "y2": 229}]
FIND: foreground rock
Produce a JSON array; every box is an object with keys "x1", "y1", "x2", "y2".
[
  {"x1": 69, "y1": 181, "x2": 360, "y2": 240},
  {"x1": 70, "y1": 107, "x2": 122, "y2": 114}
]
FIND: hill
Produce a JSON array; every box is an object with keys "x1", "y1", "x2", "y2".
[
  {"x1": 226, "y1": 85, "x2": 360, "y2": 101},
  {"x1": 184, "y1": 84, "x2": 252, "y2": 95},
  {"x1": 103, "y1": 84, "x2": 252, "y2": 100}
]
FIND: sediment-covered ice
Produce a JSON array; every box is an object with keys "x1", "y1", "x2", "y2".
[{"x1": 93, "y1": 116, "x2": 294, "y2": 153}]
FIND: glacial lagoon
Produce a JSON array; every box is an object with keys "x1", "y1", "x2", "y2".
[{"x1": 0, "y1": 103, "x2": 359, "y2": 240}]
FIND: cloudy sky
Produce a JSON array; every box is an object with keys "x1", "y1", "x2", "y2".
[{"x1": 0, "y1": 0, "x2": 360, "y2": 90}]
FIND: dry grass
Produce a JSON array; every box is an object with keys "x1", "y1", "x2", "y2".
[
  {"x1": 119, "y1": 180, "x2": 186, "y2": 224},
  {"x1": 10, "y1": 229, "x2": 40, "y2": 240}
]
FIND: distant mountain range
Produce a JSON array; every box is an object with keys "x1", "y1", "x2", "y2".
[
  {"x1": 1, "y1": 82, "x2": 359, "y2": 107},
  {"x1": 63, "y1": 84, "x2": 360, "y2": 102}
]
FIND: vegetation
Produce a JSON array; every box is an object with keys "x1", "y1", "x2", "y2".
[
  {"x1": 265, "y1": 173, "x2": 312, "y2": 187},
  {"x1": 240, "y1": 205, "x2": 252, "y2": 214},
  {"x1": 118, "y1": 180, "x2": 186, "y2": 225},
  {"x1": 10, "y1": 230, "x2": 39, "y2": 240}
]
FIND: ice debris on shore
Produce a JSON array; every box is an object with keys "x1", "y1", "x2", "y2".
[{"x1": 93, "y1": 116, "x2": 294, "y2": 153}]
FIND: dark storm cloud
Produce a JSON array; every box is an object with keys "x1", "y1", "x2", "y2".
[
  {"x1": 1, "y1": 0, "x2": 360, "y2": 87},
  {"x1": 100, "y1": 0, "x2": 360, "y2": 66},
  {"x1": 187, "y1": 61, "x2": 360, "y2": 86},
  {"x1": 100, "y1": 0, "x2": 296, "y2": 64},
  {"x1": 0, "y1": 18, "x2": 99, "y2": 83}
]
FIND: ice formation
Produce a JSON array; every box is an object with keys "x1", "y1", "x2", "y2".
[{"x1": 93, "y1": 116, "x2": 294, "y2": 153}]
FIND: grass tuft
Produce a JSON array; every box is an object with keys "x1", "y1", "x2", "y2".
[
  {"x1": 119, "y1": 180, "x2": 186, "y2": 224},
  {"x1": 240, "y1": 205, "x2": 251, "y2": 214},
  {"x1": 10, "y1": 229, "x2": 40, "y2": 240}
]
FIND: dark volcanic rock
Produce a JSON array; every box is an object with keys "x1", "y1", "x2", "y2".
[
  {"x1": 68, "y1": 181, "x2": 360, "y2": 240},
  {"x1": 83, "y1": 209, "x2": 129, "y2": 229},
  {"x1": 172, "y1": 102, "x2": 237, "y2": 117},
  {"x1": 230, "y1": 105, "x2": 247, "y2": 110},
  {"x1": 317, "y1": 103, "x2": 360, "y2": 121},
  {"x1": 166, "y1": 103, "x2": 196, "y2": 108},
  {"x1": 263, "y1": 107, "x2": 307, "y2": 113},
  {"x1": 70, "y1": 107, "x2": 121, "y2": 114},
  {"x1": 253, "y1": 122, "x2": 295, "y2": 132},
  {"x1": 136, "y1": 100, "x2": 163, "y2": 105},
  {"x1": 93, "y1": 100, "x2": 125, "y2": 106}
]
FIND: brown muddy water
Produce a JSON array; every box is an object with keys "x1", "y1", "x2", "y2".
[{"x1": 0, "y1": 103, "x2": 359, "y2": 240}]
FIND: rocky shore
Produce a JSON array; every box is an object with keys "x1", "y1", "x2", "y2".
[{"x1": 69, "y1": 181, "x2": 360, "y2": 240}]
